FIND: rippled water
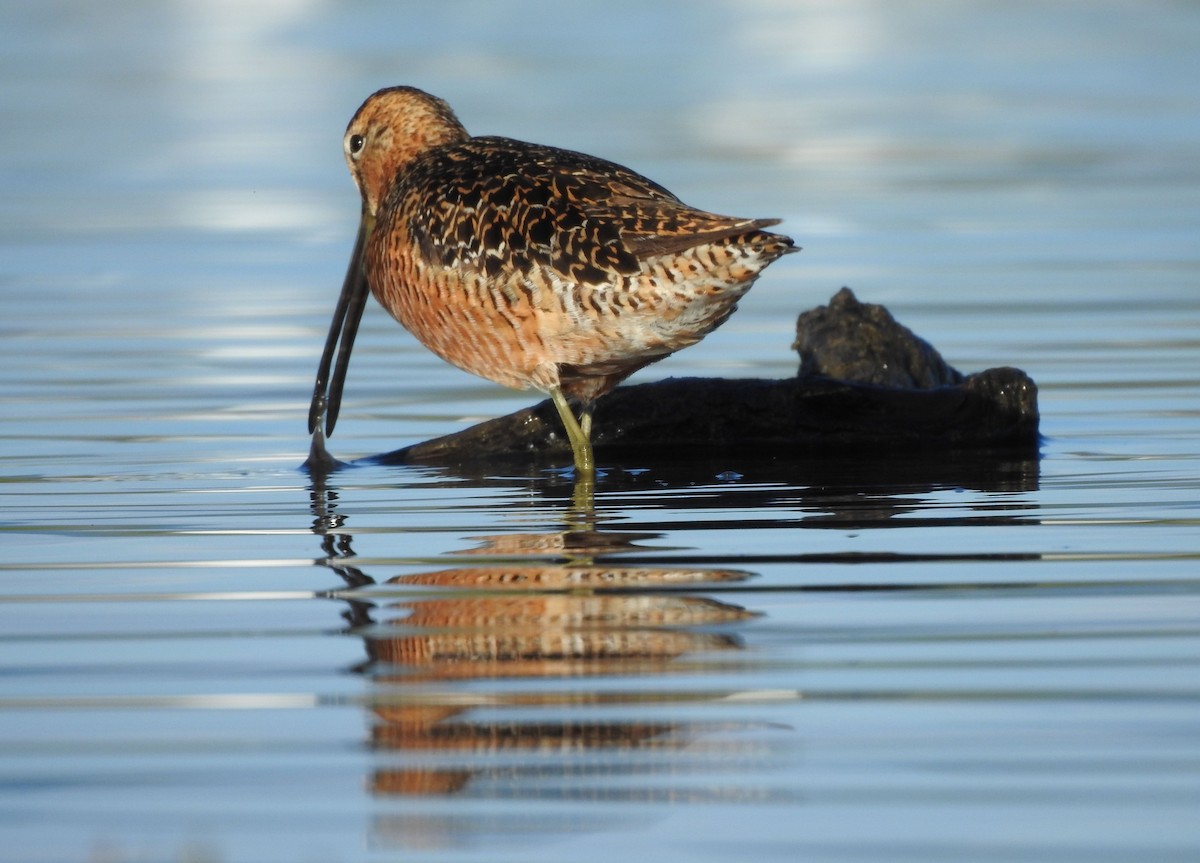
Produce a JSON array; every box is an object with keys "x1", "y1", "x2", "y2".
[{"x1": 2, "y1": 2, "x2": 1199, "y2": 861}]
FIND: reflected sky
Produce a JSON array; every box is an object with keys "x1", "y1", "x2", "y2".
[{"x1": 4, "y1": 1, "x2": 1198, "y2": 243}]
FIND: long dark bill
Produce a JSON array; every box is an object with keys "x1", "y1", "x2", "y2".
[{"x1": 307, "y1": 215, "x2": 371, "y2": 437}]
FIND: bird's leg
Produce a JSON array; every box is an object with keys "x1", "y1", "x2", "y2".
[
  {"x1": 573, "y1": 404, "x2": 597, "y2": 511},
  {"x1": 549, "y1": 386, "x2": 595, "y2": 478}
]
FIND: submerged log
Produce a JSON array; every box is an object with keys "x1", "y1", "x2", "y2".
[{"x1": 367, "y1": 288, "x2": 1039, "y2": 467}]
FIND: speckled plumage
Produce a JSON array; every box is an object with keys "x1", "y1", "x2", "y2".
[{"x1": 310, "y1": 86, "x2": 796, "y2": 474}]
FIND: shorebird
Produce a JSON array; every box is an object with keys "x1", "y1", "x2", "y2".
[{"x1": 308, "y1": 86, "x2": 795, "y2": 477}]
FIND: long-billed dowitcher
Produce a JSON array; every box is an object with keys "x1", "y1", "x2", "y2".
[{"x1": 309, "y1": 86, "x2": 795, "y2": 477}]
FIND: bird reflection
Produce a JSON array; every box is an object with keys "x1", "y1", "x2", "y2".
[
  {"x1": 307, "y1": 472, "x2": 765, "y2": 806},
  {"x1": 370, "y1": 583, "x2": 752, "y2": 682}
]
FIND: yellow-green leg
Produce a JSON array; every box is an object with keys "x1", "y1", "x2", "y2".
[{"x1": 549, "y1": 386, "x2": 595, "y2": 477}]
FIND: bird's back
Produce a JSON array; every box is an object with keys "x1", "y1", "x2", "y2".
[{"x1": 367, "y1": 135, "x2": 795, "y2": 401}]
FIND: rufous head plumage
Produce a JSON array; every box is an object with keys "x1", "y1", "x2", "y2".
[{"x1": 343, "y1": 86, "x2": 469, "y2": 217}]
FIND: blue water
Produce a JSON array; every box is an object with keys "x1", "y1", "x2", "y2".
[{"x1": 2, "y1": 2, "x2": 1199, "y2": 861}]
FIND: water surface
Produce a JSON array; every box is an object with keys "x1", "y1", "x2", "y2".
[{"x1": 2, "y1": 2, "x2": 1199, "y2": 861}]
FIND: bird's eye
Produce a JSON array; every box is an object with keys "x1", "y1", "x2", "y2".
[{"x1": 347, "y1": 134, "x2": 366, "y2": 158}]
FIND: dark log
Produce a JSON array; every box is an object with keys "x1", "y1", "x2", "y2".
[
  {"x1": 366, "y1": 288, "x2": 1039, "y2": 468},
  {"x1": 794, "y1": 286, "x2": 964, "y2": 387}
]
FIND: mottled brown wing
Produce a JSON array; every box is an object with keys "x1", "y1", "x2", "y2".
[
  {"x1": 599, "y1": 196, "x2": 784, "y2": 259},
  {"x1": 394, "y1": 136, "x2": 773, "y2": 285}
]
